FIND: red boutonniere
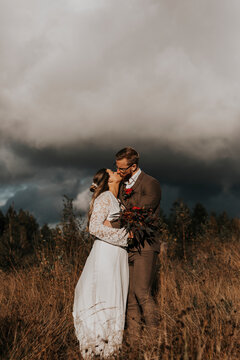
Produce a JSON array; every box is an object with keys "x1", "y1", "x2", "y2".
[{"x1": 123, "y1": 187, "x2": 134, "y2": 200}]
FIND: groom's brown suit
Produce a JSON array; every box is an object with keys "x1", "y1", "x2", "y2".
[{"x1": 111, "y1": 171, "x2": 161, "y2": 341}]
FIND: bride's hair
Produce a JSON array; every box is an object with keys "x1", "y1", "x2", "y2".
[{"x1": 87, "y1": 168, "x2": 110, "y2": 231}]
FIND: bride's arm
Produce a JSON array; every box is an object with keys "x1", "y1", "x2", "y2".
[{"x1": 89, "y1": 192, "x2": 128, "y2": 247}]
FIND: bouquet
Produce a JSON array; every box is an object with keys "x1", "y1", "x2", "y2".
[{"x1": 117, "y1": 206, "x2": 159, "y2": 253}]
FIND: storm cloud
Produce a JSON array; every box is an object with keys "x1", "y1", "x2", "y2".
[{"x1": 1, "y1": 0, "x2": 240, "y2": 223}]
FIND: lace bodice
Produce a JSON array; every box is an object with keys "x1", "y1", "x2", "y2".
[{"x1": 89, "y1": 191, "x2": 128, "y2": 247}]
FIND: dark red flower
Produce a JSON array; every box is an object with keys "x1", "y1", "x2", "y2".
[{"x1": 125, "y1": 188, "x2": 133, "y2": 195}]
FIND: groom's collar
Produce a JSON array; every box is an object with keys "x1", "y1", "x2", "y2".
[{"x1": 124, "y1": 168, "x2": 142, "y2": 186}]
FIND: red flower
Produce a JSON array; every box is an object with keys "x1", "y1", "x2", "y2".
[
  {"x1": 132, "y1": 206, "x2": 141, "y2": 210},
  {"x1": 125, "y1": 188, "x2": 133, "y2": 195}
]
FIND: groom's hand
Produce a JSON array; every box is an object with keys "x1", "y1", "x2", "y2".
[
  {"x1": 110, "y1": 219, "x2": 121, "y2": 229},
  {"x1": 128, "y1": 231, "x2": 134, "y2": 239},
  {"x1": 104, "y1": 220, "x2": 112, "y2": 227}
]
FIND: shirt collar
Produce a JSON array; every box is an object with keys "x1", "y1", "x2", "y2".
[{"x1": 124, "y1": 168, "x2": 141, "y2": 186}]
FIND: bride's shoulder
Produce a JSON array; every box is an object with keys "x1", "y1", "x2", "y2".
[{"x1": 95, "y1": 191, "x2": 112, "y2": 203}]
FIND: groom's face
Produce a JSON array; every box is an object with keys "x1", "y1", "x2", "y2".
[{"x1": 115, "y1": 158, "x2": 136, "y2": 181}]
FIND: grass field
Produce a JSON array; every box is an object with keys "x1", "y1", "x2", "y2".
[{"x1": 0, "y1": 239, "x2": 239, "y2": 359}]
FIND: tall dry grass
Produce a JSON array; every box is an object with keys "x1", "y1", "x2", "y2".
[{"x1": 0, "y1": 239, "x2": 240, "y2": 359}]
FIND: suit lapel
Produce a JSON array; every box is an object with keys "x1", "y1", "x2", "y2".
[
  {"x1": 119, "y1": 171, "x2": 145, "y2": 208},
  {"x1": 131, "y1": 170, "x2": 145, "y2": 191}
]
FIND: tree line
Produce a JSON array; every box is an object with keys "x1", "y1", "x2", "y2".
[{"x1": 0, "y1": 197, "x2": 240, "y2": 271}]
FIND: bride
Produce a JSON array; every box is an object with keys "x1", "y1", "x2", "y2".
[{"x1": 73, "y1": 168, "x2": 129, "y2": 358}]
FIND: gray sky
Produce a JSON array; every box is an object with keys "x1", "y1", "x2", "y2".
[{"x1": 1, "y1": 0, "x2": 240, "y2": 224}]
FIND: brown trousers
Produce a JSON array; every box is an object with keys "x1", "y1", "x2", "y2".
[{"x1": 126, "y1": 250, "x2": 159, "y2": 341}]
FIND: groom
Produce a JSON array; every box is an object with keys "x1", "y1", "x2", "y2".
[{"x1": 111, "y1": 147, "x2": 161, "y2": 344}]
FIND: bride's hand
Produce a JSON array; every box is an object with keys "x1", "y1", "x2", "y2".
[{"x1": 104, "y1": 220, "x2": 112, "y2": 227}]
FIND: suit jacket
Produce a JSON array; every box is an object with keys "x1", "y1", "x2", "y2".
[{"x1": 111, "y1": 171, "x2": 161, "y2": 252}]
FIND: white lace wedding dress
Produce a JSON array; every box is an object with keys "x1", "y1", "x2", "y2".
[{"x1": 73, "y1": 191, "x2": 129, "y2": 358}]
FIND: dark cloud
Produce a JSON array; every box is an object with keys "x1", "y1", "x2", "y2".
[
  {"x1": 1, "y1": 186, "x2": 61, "y2": 224},
  {"x1": 7, "y1": 139, "x2": 240, "y2": 184},
  {"x1": 0, "y1": 169, "x2": 88, "y2": 224},
  {"x1": 1, "y1": 139, "x2": 240, "y2": 224},
  {"x1": 0, "y1": 162, "x2": 11, "y2": 183},
  {"x1": 9, "y1": 140, "x2": 113, "y2": 170}
]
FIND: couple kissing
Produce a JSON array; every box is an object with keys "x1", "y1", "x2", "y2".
[{"x1": 73, "y1": 146, "x2": 161, "y2": 358}]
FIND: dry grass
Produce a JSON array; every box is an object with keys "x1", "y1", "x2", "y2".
[{"x1": 0, "y1": 240, "x2": 240, "y2": 360}]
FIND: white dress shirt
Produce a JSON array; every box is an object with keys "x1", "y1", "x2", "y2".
[{"x1": 125, "y1": 168, "x2": 142, "y2": 189}]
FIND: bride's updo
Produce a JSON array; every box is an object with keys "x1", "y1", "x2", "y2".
[
  {"x1": 87, "y1": 169, "x2": 110, "y2": 231},
  {"x1": 89, "y1": 168, "x2": 109, "y2": 194}
]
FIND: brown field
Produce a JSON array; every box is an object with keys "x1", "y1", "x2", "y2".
[{"x1": 0, "y1": 239, "x2": 240, "y2": 360}]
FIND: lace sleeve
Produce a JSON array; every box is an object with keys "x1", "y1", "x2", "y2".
[{"x1": 89, "y1": 192, "x2": 128, "y2": 247}]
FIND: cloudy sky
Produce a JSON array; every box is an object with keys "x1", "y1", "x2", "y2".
[{"x1": 1, "y1": 0, "x2": 240, "y2": 224}]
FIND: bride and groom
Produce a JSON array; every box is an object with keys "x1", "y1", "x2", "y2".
[{"x1": 73, "y1": 147, "x2": 161, "y2": 358}]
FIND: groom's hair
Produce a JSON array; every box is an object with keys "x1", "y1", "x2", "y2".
[{"x1": 115, "y1": 147, "x2": 139, "y2": 166}]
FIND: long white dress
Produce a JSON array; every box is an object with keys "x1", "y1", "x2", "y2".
[{"x1": 73, "y1": 191, "x2": 129, "y2": 359}]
